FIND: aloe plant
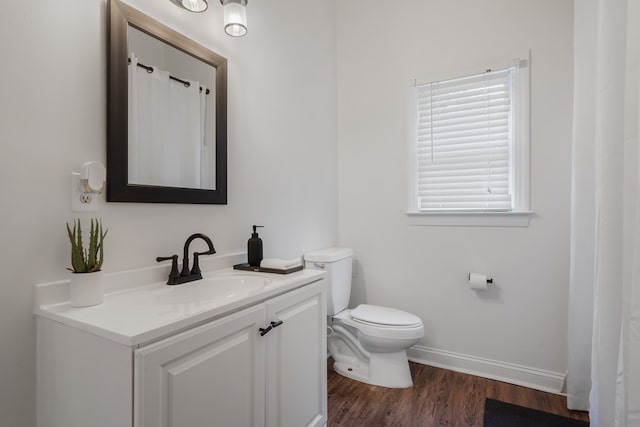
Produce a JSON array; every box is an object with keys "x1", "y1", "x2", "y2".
[{"x1": 66, "y1": 218, "x2": 108, "y2": 273}]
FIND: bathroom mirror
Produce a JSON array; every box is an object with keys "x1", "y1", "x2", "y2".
[{"x1": 107, "y1": 0, "x2": 227, "y2": 204}]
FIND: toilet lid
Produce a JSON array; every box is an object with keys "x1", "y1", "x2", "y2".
[{"x1": 350, "y1": 304, "x2": 422, "y2": 327}]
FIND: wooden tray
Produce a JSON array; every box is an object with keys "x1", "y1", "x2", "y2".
[{"x1": 233, "y1": 263, "x2": 304, "y2": 275}]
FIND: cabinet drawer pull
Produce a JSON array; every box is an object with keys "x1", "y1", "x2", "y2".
[
  {"x1": 259, "y1": 325, "x2": 273, "y2": 336},
  {"x1": 270, "y1": 320, "x2": 283, "y2": 328}
]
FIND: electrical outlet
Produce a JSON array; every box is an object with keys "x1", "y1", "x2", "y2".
[{"x1": 71, "y1": 173, "x2": 99, "y2": 212}]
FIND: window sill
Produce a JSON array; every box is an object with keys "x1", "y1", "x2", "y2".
[{"x1": 406, "y1": 211, "x2": 533, "y2": 227}]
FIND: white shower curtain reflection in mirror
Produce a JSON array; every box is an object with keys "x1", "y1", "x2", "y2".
[{"x1": 128, "y1": 53, "x2": 208, "y2": 189}]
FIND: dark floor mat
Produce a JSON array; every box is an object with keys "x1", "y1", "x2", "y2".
[{"x1": 483, "y1": 398, "x2": 589, "y2": 427}]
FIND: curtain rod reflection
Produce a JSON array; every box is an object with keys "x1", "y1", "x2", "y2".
[{"x1": 128, "y1": 58, "x2": 211, "y2": 95}]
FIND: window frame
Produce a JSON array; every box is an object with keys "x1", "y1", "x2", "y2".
[{"x1": 407, "y1": 52, "x2": 532, "y2": 227}]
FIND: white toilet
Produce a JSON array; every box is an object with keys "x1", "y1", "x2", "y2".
[{"x1": 304, "y1": 248, "x2": 424, "y2": 388}]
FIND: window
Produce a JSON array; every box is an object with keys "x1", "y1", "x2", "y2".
[{"x1": 408, "y1": 55, "x2": 530, "y2": 225}]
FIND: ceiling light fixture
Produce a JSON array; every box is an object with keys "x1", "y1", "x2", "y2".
[
  {"x1": 220, "y1": 0, "x2": 248, "y2": 37},
  {"x1": 171, "y1": 0, "x2": 248, "y2": 37},
  {"x1": 180, "y1": 0, "x2": 208, "y2": 13}
]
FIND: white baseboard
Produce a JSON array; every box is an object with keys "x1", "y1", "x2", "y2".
[{"x1": 407, "y1": 345, "x2": 566, "y2": 395}]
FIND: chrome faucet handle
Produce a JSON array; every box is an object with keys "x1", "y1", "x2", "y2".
[{"x1": 156, "y1": 255, "x2": 180, "y2": 283}]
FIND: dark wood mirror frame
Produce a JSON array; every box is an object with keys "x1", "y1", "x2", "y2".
[{"x1": 107, "y1": 0, "x2": 227, "y2": 204}]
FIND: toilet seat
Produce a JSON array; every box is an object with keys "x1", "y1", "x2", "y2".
[
  {"x1": 350, "y1": 304, "x2": 422, "y2": 327},
  {"x1": 333, "y1": 306, "x2": 424, "y2": 341}
]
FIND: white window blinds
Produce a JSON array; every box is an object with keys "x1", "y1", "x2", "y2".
[{"x1": 415, "y1": 67, "x2": 517, "y2": 211}]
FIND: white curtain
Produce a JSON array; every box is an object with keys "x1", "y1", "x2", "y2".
[
  {"x1": 128, "y1": 53, "x2": 205, "y2": 189},
  {"x1": 568, "y1": 0, "x2": 640, "y2": 425},
  {"x1": 567, "y1": 0, "x2": 597, "y2": 410}
]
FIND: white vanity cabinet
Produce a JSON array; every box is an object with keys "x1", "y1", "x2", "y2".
[
  {"x1": 36, "y1": 273, "x2": 327, "y2": 427},
  {"x1": 264, "y1": 283, "x2": 327, "y2": 427},
  {"x1": 134, "y1": 304, "x2": 266, "y2": 427},
  {"x1": 135, "y1": 281, "x2": 327, "y2": 427}
]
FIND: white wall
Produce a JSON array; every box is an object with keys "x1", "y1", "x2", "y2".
[
  {"x1": 337, "y1": 0, "x2": 574, "y2": 384},
  {"x1": 0, "y1": 0, "x2": 337, "y2": 425}
]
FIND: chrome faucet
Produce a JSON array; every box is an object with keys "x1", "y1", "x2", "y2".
[{"x1": 156, "y1": 233, "x2": 216, "y2": 285}]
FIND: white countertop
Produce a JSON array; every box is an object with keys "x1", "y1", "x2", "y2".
[{"x1": 34, "y1": 260, "x2": 325, "y2": 347}]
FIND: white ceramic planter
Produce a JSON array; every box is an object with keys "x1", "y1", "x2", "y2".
[{"x1": 69, "y1": 271, "x2": 104, "y2": 307}]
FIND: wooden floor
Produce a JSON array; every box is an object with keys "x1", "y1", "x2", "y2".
[{"x1": 327, "y1": 359, "x2": 589, "y2": 426}]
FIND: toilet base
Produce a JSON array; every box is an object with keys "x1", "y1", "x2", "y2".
[
  {"x1": 333, "y1": 359, "x2": 369, "y2": 384},
  {"x1": 332, "y1": 350, "x2": 414, "y2": 388}
]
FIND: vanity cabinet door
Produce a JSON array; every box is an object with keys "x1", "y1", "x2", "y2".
[
  {"x1": 264, "y1": 280, "x2": 327, "y2": 427},
  {"x1": 134, "y1": 305, "x2": 266, "y2": 427}
]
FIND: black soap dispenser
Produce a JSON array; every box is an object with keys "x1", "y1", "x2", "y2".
[{"x1": 248, "y1": 225, "x2": 264, "y2": 267}]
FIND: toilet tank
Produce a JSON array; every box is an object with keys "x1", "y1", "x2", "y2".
[{"x1": 304, "y1": 248, "x2": 353, "y2": 315}]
